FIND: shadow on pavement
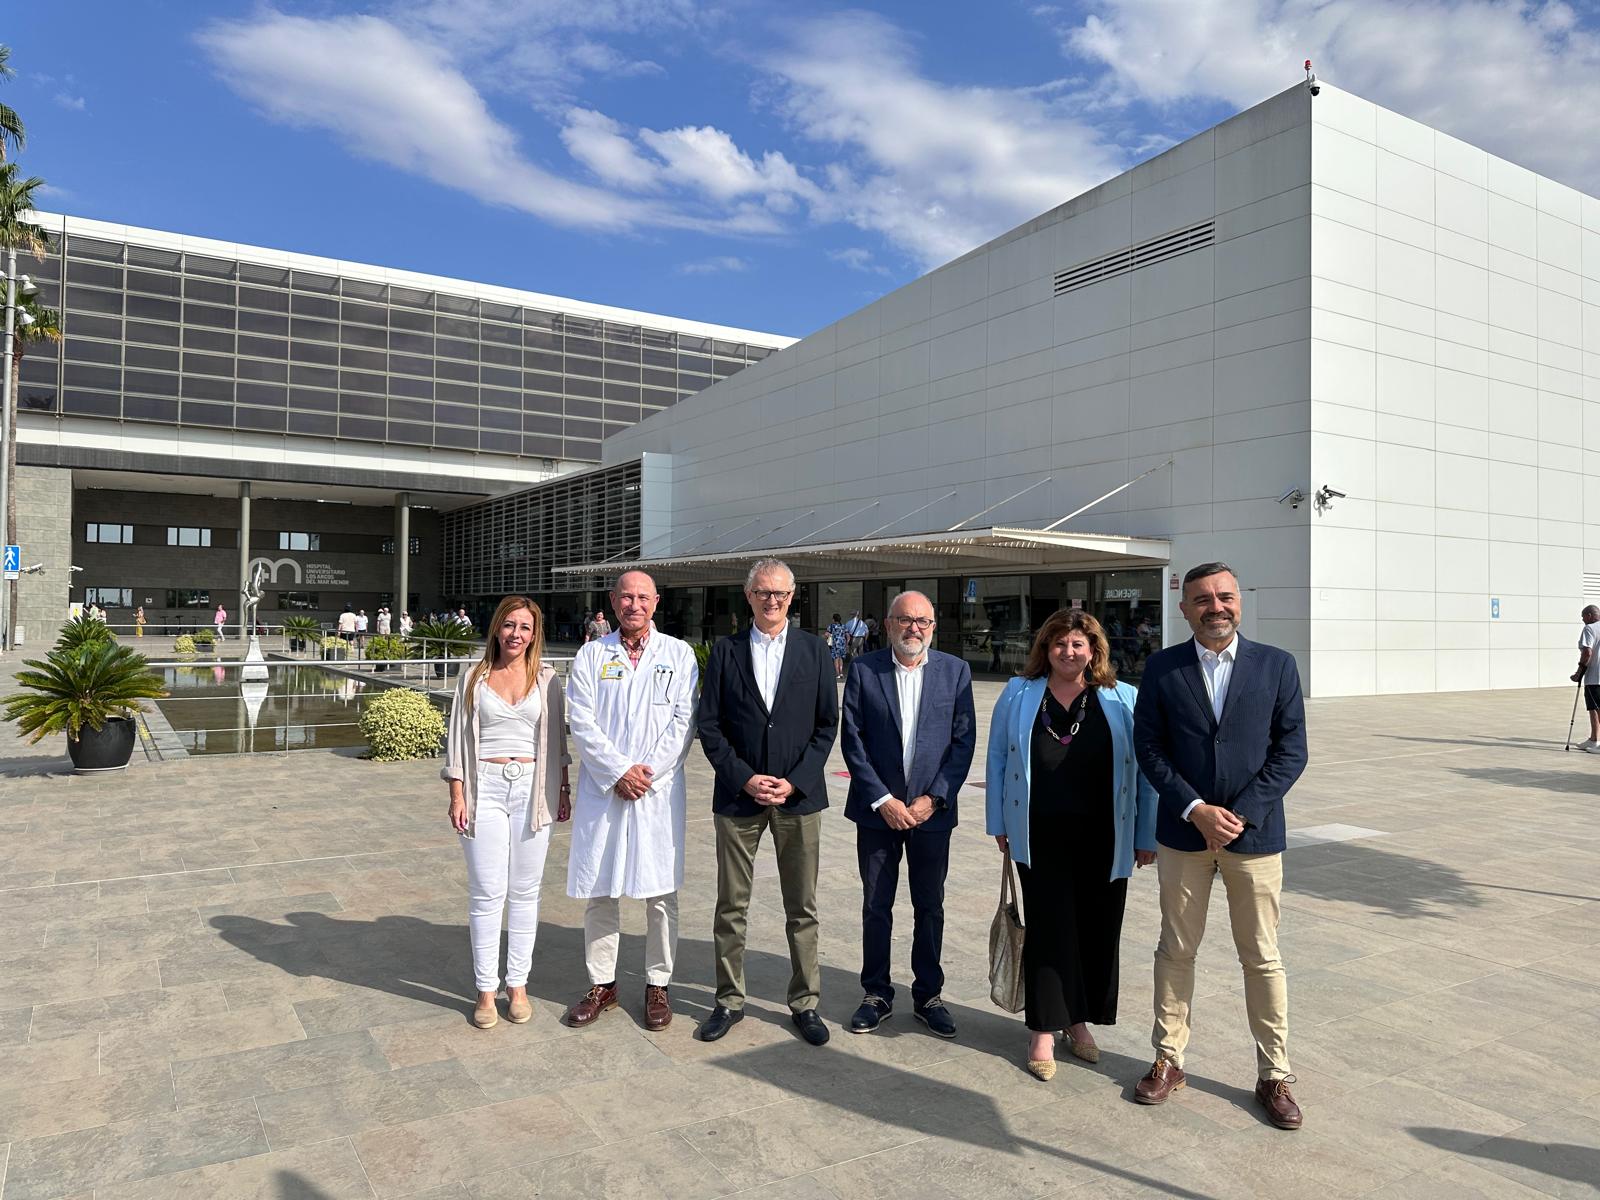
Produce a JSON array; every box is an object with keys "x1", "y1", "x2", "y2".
[
  {"x1": 1450, "y1": 765, "x2": 1600, "y2": 795},
  {"x1": 1281, "y1": 841, "x2": 1485, "y2": 920},
  {"x1": 1411, "y1": 1125, "x2": 1600, "y2": 1192},
  {"x1": 215, "y1": 912, "x2": 1232, "y2": 1197}
]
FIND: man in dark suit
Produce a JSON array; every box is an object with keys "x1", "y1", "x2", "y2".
[
  {"x1": 1132, "y1": 562, "x2": 1308, "y2": 1130},
  {"x1": 696, "y1": 558, "x2": 839, "y2": 1045},
  {"x1": 840, "y1": 590, "x2": 975, "y2": 1039}
]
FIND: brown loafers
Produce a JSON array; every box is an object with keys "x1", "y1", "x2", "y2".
[
  {"x1": 1255, "y1": 1076, "x2": 1303, "y2": 1129},
  {"x1": 565, "y1": 983, "x2": 618, "y2": 1028},
  {"x1": 1133, "y1": 1058, "x2": 1186, "y2": 1104},
  {"x1": 644, "y1": 985, "x2": 672, "y2": 1031}
]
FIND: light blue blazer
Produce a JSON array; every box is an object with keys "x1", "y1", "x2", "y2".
[{"x1": 985, "y1": 677, "x2": 1158, "y2": 879}]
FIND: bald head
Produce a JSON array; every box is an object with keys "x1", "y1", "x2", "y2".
[
  {"x1": 611, "y1": 570, "x2": 659, "y2": 636},
  {"x1": 1585, "y1": 605, "x2": 1599, "y2": 623}
]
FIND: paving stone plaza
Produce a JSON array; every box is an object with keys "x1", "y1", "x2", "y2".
[{"x1": 1, "y1": 669, "x2": 1599, "y2": 1199}]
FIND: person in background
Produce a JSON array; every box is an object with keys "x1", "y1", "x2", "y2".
[
  {"x1": 443, "y1": 595, "x2": 571, "y2": 1029},
  {"x1": 846, "y1": 611, "x2": 867, "y2": 659},
  {"x1": 864, "y1": 613, "x2": 880, "y2": 651},
  {"x1": 338, "y1": 605, "x2": 357, "y2": 644},
  {"x1": 1572, "y1": 604, "x2": 1600, "y2": 753},
  {"x1": 213, "y1": 603, "x2": 227, "y2": 642},
  {"x1": 377, "y1": 607, "x2": 391, "y2": 637},
  {"x1": 356, "y1": 609, "x2": 370, "y2": 652},
  {"x1": 987, "y1": 608, "x2": 1157, "y2": 1079},
  {"x1": 827, "y1": 613, "x2": 849, "y2": 680},
  {"x1": 134, "y1": 606, "x2": 146, "y2": 638},
  {"x1": 400, "y1": 611, "x2": 414, "y2": 638}
]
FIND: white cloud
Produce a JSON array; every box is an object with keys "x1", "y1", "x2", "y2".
[
  {"x1": 197, "y1": 12, "x2": 670, "y2": 232},
  {"x1": 762, "y1": 12, "x2": 1132, "y2": 267},
  {"x1": 1063, "y1": 0, "x2": 1600, "y2": 195},
  {"x1": 828, "y1": 247, "x2": 890, "y2": 275},
  {"x1": 53, "y1": 93, "x2": 86, "y2": 112},
  {"x1": 560, "y1": 108, "x2": 661, "y2": 190},
  {"x1": 638, "y1": 124, "x2": 817, "y2": 208},
  {"x1": 676, "y1": 255, "x2": 750, "y2": 274}
]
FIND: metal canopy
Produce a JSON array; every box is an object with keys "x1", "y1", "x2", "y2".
[{"x1": 554, "y1": 526, "x2": 1171, "y2": 587}]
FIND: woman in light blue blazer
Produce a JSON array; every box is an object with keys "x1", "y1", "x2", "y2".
[{"x1": 986, "y1": 608, "x2": 1158, "y2": 1080}]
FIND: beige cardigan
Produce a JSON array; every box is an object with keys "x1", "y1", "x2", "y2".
[{"x1": 442, "y1": 663, "x2": 570, "y2": 838}]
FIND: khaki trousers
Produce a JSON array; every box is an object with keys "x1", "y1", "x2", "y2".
[
  {"x1": 713, "y1": 809, "x2": 822, "y2": 1012},
  {"x1": 584, "y1": 892, "x2": 677, "y2": 988},
  {"x1": 1152, "y1": 845, "x2": 1290, "y2": 1081}
]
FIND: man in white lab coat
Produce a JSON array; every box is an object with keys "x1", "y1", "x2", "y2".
[{"x1": 564, "y1": 570, "x2": 699, "y2": 1031}]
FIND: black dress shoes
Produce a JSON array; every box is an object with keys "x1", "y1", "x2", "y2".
[
  {"x1": 914, "y1": 997, "x2": 957, "y2": 1039},
  {"x1": 696, "y1": 1005, "x2": 744, "y2": 1042},
  {"x1": 791, "y1": 1009, "x2": 830, "y2": 1045},
  {"x1": 849, "y1": 995, "x2": 892, "y2": 1033}
]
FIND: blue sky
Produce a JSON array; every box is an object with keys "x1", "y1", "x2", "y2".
[{"x1": 7, "y1": 1, "x2": 1600, "y2": 337}]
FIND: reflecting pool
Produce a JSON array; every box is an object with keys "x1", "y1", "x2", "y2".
[{"x1": 151, "y1": 664, "x2": 410, "y2": 755}]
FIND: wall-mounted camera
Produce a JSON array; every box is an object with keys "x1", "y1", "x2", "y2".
[
  {"x1": 1277, "y1": 488, "x2": 1307, "y2": 509},
  {"x1": 1305, "y1": 60, "x2": 1320, "y2": 96}
]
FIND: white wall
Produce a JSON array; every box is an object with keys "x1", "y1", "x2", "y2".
[
  {"x1": 1307, "y1": 86, "x2": 1599, "y2": 695},
  {"x1": 608, "y1": 86, "x2": 1322, "y2": 680}
]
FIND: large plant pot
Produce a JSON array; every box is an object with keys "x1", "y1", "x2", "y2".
[{"x1": 67, "y1": 716, "x2": 137, "y2": 773}]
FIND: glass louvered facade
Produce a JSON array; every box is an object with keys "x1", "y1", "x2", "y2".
[{"x1": 16, "y1": 220, "x2": 779, "y2": 463}]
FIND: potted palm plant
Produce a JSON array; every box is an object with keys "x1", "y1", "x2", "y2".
[
  {"x1": 408, "y1": 619, "x2": 478, "y2": 679},
  {"x1": 1, "y1": 640, "x2": 168, "y2": 771},
  {"x1": 281, "y1": 615, "x2": 320, "y2": 655}
]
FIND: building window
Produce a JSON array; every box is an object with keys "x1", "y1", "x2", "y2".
[
  {"x1": 84, "y1": 586, "x2": 133, "y2": 607},
  {"x1": 166, "y1": 588, "x2": 211, "y2": 607},
  {"x1": 279, "y1": 531, "x2": 320, "y2": 551},
  {"x1": 276, "y1": 591, "x2": 320, "y2": 610},
  {"x1": 380, "y1": 536, "x2": 422, "y2": 555},
  {"x1": 85, "y1": 523, "x2": 134, "y2": 544},
  {"x1": 166, "y1": 526, "x2": 213, "y2": 547}
]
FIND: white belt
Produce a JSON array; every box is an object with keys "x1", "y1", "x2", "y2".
[{"x1": 484, "y1": 760, "x2": 534, "y2": 779}]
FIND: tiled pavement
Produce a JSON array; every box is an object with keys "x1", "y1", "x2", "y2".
[{"x1": 1, "y1": 664, "x2": 1599, "y2": 1199}]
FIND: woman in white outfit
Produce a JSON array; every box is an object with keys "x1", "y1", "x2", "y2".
[{"x1": 444, "y1": 595, "x2": 571, "y2": 1029}]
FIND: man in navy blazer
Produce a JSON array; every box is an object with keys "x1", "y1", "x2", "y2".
[
  {"x1": 1132, "y1": 562, "x2": 1308, "y2": 1130},
  {"x1": 696, "y1": 559, "x2": 839, "y2": 1046},
  {"x1": 839, "y1": 590, "x2": 975, "y2": 1039}
]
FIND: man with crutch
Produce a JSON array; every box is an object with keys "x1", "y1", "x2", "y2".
[{"x1": 1569, "y1": 605, "x2": 1600, "y2": 753}]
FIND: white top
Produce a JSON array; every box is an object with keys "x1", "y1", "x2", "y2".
[
  {"x1": 750, "y1": 624, "x2": 788, "y2": 710},
  {"x1": 1581, "y1": 622, "x2": 1600, "y2": 685},
  {"x1": 357, "y1": 613, "x2": 369, "y2": 632},
  {"x1": 337, "y1": 611, "x2": 357, "y2": 633},
  {"x1": 874, "y1": 652, "x2": 927, "y2": 810},
  {"x1": 476, "y1": 681, "x2": 542, "y2": 759},
  {"x1": 1183, "y1": 634, "x2": 1238, "y2": 822}
]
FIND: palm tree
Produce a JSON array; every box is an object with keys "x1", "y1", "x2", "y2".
[
  {"x1": 0, "y1": 163, "x2": 48, "y2": 632},
  {"x1": 0, "y1": 46, "x2": 24, "y2": 162}
]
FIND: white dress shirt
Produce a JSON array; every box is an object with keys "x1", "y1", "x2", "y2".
[
  {"x1": 1183, "y1": 634, "x2": 1238, "y2": 822},
  {"x1": 750, "y1": 624, "x2": 788, "y2": 710},
  {"x1": 873, "y1": 653, "x2": 926, "y2": 810}
]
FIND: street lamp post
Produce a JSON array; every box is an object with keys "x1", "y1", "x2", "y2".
[{"x1": 0, "y1": 248, "x2": 34, "y2": 652}]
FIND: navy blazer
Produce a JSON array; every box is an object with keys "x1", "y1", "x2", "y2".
[
  {"x1": 839, "y1": 648, "x2": 976, "y2": 832},
  {"x1": 1132, "y1": 636, "x2": 1308, "y2": 854},
  {"x1": 696, "y1": 628, "x2": 839, "y2": 817}
]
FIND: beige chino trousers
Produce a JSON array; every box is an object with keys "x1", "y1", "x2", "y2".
[{"x1": 1152, "y1": 845, "x2": 1291, "y2": 1081}]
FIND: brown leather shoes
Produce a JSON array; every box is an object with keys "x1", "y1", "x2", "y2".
[
  {"x1": 1133, "y1": 1058, "x2": 1186, "y2": 1104},
  {"x1": 565, "y1": 983, "x2": 618, "y2": 1028},
  {"x1": 644, "y1": 985, "x2": 672, "y2": 1031},
  {"x1": 1255, "y1": 1076, "x2": 1303, "y2": 1129}
]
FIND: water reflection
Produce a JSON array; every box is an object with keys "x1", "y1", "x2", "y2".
[{"x1": 155, "y1": 665, "x2": 383, "y2": 755}]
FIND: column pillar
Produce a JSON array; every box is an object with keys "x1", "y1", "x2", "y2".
[
  {"x1": 395, "y1": 492, "x2": 410, "y2": 624},
  {"x1": 238, "y1": 481, "x2": 252, "y2": 643}
]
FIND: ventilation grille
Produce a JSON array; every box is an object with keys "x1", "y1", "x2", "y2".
[
  {"x1": 1585, "y1": 572, "x2": 1600, "y2": 601},
  {"x1": 1053, "y1": 219, "x2": 1215, "y2": 296}
]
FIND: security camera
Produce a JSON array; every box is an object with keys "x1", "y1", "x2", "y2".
[
  {"x1": 1277, "y1": 488, "x2": 1307, "y2": 508},
  {"x1": 1318, "y1": 487, "x2": 1346, "y2": 500},
  {"x1": 21, "y1": 563, "x2": 43, "y2": 573},
  {"x1": 69, "y1": 565, "x2": 85, "y2": 572},
  {"x1": 1304, "y1": 59, "x2": 1320, "y2": 96},
  {"x1": 1313, "y1": 484, "x2": 1346, "y2": 513}
]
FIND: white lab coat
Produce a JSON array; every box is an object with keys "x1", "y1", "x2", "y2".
[{"x1": 565, "y1": 626, "x2": 699, "y2": 899}]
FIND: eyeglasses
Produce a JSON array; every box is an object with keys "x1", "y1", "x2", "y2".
[
  {"x1": 751, "y1": 590, "x2": 792, "y2": 602},
  {"x1": 890, "y1": 616, "x2": 935, "y2": 630}
]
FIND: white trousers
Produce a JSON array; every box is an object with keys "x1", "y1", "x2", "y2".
[
  {"x1": 584, "y1": 892, "x2": 678, "y2": 987},
  {"x1": 460, "y1": 767, "x2": 551, "y2": 992}
]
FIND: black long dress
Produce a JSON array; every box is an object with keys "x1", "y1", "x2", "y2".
[{"x1": 1017, "y1": 684, "x2": 1126, "y2": 1032}]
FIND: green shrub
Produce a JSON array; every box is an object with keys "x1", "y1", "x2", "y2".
[
  {"x1": 321, "y1": 635, "x2": 344, "y2": 651},
  {"x1": 692, "y1": 641, "x2": 713, "y2": 678},
  {"x1": 366, "y1": 634, "x2": 408, "y2": 660},
  {"x1": 173, "y1": 634, "x2": 197, "y2": 658},
  {"x1": 359, "y1": 688, "x2": 446, "y2": 762},
  {"x1": 191, "y1": 628, "x2": 216, "y2": 646},
  {"x1": 56, "y1": 614, "x2": 116, "y2": 653}
]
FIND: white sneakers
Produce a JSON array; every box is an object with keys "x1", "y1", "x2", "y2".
[{"x1": 1579, "y1": 739, "x2": 1598, "y2": 750}]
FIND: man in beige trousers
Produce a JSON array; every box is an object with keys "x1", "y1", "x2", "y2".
[{"x1": 1130, "y1": 563, "x2": 1309, "y2": 1130}]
